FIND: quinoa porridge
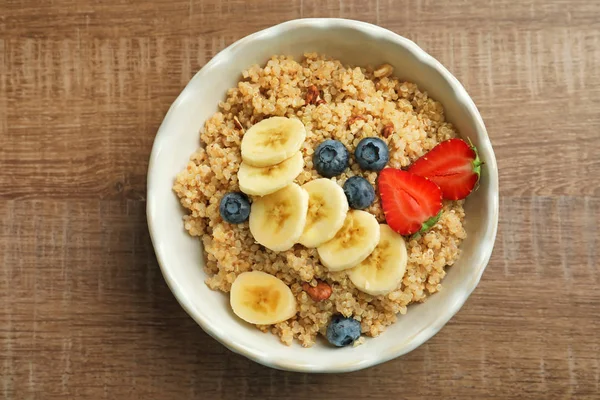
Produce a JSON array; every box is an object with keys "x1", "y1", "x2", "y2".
[{"x1": 173, "y1": 53, "x2": 474, "y2": 347}]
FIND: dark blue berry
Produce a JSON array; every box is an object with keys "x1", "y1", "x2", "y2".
[
  {"x1": 343, "y1": 176, "x2": 375, "y2": 210},
  {"x1": 354, "y1": 137, "x2": 389, "y2": 171},
  {"x1": 313, "y1": 140, "x2": 350, "y2": 178},
  {"x1": 219, "y1": 192, "x2": 251, "y2": 224},
  {"x1": 326, "y1": 315, "x2": 361, "y2": 347}
]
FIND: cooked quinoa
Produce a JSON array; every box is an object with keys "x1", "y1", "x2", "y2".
[{"x1": 173, "y1": 53, "x2": 467, "y2": 347}]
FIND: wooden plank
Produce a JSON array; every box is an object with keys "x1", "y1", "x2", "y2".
[
  {"x1": 1, "y1": 29, "x2": 599, "y2": 199},
  {"x1": 0, "y1": 197, "x2": 598, "y2": 399},
  {"x1": 2, "y1": 0, "x2": 599, "y2": 38},
  {"x1": 1, "y1": 0, "x2": 599, "y2": 398}
]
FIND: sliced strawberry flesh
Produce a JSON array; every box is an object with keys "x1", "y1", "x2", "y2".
[
  {"x1": 439, "y1": 173, "x2": 477, "y2": 201},
  {"x1": 409, "y1": 138, "x2": 481, "y2": 200},
  {"x1": 379, "y1": 169, "x2": 443, "y2": 236}
]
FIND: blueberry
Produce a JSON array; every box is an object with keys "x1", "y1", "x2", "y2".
[
  {"x1": 326, "y1": 315, "x2": 361, "y2": 347},
  {"x1": 313, "y1": 140, "x2": 350, "y2": 178},
  {"x1": 219, "y1": 192, "x2": 251, "y2": 224},
  {"x1": 354, "y1": 137, "x2": 389, "y2": 171},
  {"x1": 343, "y1": 176, "x2": 375, "y2": 210}
]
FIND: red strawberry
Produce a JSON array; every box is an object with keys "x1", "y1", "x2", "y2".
[
  {"x1": 378, "y1": 168, "x2": 443, "y2": 236},
  {"x1": 408, "y1": 138, "x2": 482, "y2": 200}
]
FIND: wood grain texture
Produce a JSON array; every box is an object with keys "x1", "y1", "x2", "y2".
[{"x1": 1, "y1": 0, "x2": 599, "y2": 398}]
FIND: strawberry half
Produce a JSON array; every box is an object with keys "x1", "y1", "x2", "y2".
[
  {"x1": 408, "y1": 138, "x2": 482, "y2": 200},
  {"x1": 378, "y1": 168, "x2": 443, "y2": 236}
]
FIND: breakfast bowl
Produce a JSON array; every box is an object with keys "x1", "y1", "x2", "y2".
[{"x1": 147, "y1": 18, "x2": 499, "y2": 373}]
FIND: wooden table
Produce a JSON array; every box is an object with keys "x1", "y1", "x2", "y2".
[{"x1": 1, "y1": 0, "x2": 599, "y2": 398}]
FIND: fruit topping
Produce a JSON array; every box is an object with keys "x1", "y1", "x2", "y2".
[
  {"x1": 343, "y1": 176, "x2": 375, "y2": 210},
  {"x1": 249, "y1": 183, "x2": 309, "y2": 252},
  {"x1": 238, "y1": 152, "x2": 304, "y2": 196},
  {"x1": 408, "y1": 138, "x2": 482, "y2": 200},
  {"x1": 326, "y1": 315, "x2": 361, "y2": 347},
  {"x1": 354, "y1": 137, "x2": 389, "y2": 171},
  {"x1": 230, "y1": 271, "x2": 297, "y2": 325},
  {"x1": 298, "y1": 178, "x2": 349, "y2": 248},
  {"x1": 347, "y1": 224, "x2": 408, "y2": 296},
  {"x1": 241, "y1": 116, "x2": 306, "y2": 168},
  {"x1": 219, "y1": 192, "x2": 251, "y2": 224},
  {"x1": 317, "y1": 210, "x2": 380, "y2": 271},
  {"x1": 313, "y1": 140, "x2": 350, "y2": 178},
  {"x1": 378, "y1": 168, "x2": 443, "y2": 236}
]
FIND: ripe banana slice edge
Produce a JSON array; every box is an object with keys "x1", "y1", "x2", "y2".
[
  {"x1": 298, "y1": 178, "x2": 349, "y2": 248},
  {"x1": 241, "y1": 117, "x2": 307, "y2": 167},
  {"x1": 238, "y1": 151, "x2": 304, "y2": 197},
  {"x1": 317, "y1": 210, "x2": 380, "y2": 272},
  {"x1": 347, "y1": 224, "x2": 408, "y2": 296},
  {"x1": 249, "y1": 183, "x2": 309, "y2": 252},
  {"x1": 230, "y1": 271, "x2": 297, "y2": 325}
]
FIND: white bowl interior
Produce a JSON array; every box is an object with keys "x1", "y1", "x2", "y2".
[{"x1": 147, "y1": 19, "x2": 498, "y2": 372}]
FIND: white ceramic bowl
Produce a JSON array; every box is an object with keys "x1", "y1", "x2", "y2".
[{"x1": 147, "y1": 18, "x2": 499, "y2": 373}]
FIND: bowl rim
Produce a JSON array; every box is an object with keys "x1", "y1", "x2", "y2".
[{"x1": 147, "y1": 17, "x2": 499, "y2": 373}]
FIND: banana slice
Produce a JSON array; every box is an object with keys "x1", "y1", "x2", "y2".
[
  {"x1": 317, "y1": 210, "x2": 380, "y2": 271},
  {"x1": 298, "y1": 178, "x2": 349, "y2": 248},
  {"x1": 238, "y1": 151, "x2": 304, "y2": 196},
  {"x1": 347, "y1": 224, "x2": 408, "y2": 296},
  {"x1": 249, "y1": 183, "x2": 309, "y2": 252},
  {"x1": 230, "y1": 271, "x2": 297, "y2": 325},
  {"x1": 241, "y1": 117, "x2": 307, "y2": 167}
]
